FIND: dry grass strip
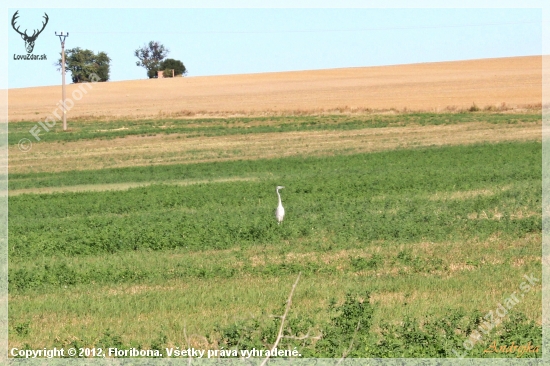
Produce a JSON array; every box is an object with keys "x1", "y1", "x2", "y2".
[{"x1": 9, "y1": 121, "x2": 541, "y2": 176}]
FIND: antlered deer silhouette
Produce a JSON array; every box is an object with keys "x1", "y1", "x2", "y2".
[{"x1": 12, "y1": 11, "x2": 49, "y2": 54}]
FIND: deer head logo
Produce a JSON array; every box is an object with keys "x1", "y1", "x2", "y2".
[{"x1": 12, "y1": 11, "x2": 49, "y2": 54}]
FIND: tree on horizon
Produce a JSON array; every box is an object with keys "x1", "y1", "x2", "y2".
[
  {"x1": 56, "y1": 47, "x2": 110, "y2": 83},
  {"x1": 135, "y1": 41, "x2": 169, "y2": 78}
]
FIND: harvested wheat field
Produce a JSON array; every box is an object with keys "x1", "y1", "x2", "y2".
[{"x1": 8, "y1": 55, "x2": 542, "y2": 121}]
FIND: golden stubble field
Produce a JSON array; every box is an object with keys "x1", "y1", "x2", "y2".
[{"x1": 8, "y1": 56, "x2": 542, "y2": 121}]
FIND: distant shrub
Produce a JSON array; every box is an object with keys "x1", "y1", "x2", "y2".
[
  {"x1": 484, "y1": 103, "x2": 510, "y2": 112},
  {"x1": 469, "y1": 103, "x2": 480, "y2": 112}
]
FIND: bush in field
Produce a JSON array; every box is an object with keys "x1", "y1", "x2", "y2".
[{"x1": 314, "y1": 292, "x2": 375, "y2": 357}]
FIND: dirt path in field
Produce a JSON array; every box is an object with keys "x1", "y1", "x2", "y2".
[
  {"x1": 8, "y1": 56, "x2": 541, "y2": 121},
  {"x1": 9, "y1": 121, "x2": 541, "y2": 179}
]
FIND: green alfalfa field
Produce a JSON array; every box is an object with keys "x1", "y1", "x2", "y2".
[{"x1": 8, "y1": 112, "x2": 542, "y2": 358}]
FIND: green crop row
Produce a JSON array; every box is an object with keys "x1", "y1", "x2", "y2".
[
  {"x1": 9, "y1": 142, "x2": 541, "y2": 261},
  {"x1": 8, "y1": 181, "x2": 541, "y2": 260},
  {"x1": 9, "y1": 231, "x2": 540, "y2": 293},
  {"x1": 9, "y1": 140, "x2": 541, "y2": 190}
]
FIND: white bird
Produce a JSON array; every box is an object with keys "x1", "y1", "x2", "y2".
[{"x1": 275, "y1": 186, "x2": 285, "y2": 224}]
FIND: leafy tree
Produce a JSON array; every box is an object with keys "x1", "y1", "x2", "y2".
[
  {"x1": 134, "y1": 41, "x2": 169, "y2": 78},
  {"x1": 56, "y1": 47, "x2": 110, "y2": 83},
  {"x1": 159, "y1": 58, "x2": 187, "y2": 77}
]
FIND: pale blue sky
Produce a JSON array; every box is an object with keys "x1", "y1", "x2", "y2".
[{"x1": 3, "y1": 3, "x2": 546, "y2": 89}]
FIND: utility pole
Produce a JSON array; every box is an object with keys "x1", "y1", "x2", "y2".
[{"x1": 55, "y1": 31, "x2": 69, "y2": 131}]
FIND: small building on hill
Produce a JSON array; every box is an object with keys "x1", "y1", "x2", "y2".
[{"x1": 157, "y1": 69, "x2": 174, "y2": 78}]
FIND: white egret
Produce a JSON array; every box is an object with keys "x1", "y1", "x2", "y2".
[{"x1": 275, "y1": 186, "x2": 285, "y2": 224}]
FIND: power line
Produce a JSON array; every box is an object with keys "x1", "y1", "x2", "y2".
[{"x1": 70, "y1": 20, "x2": 543, "y2": 35}]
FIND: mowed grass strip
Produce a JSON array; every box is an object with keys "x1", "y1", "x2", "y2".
[
  {"x1": 8, "y1": 176, "x2": 260, "y2": 196},
  {"x1": 7, "y1": 112, "x2": 541, "y2": 146},
  {"x1": 9, "y1": 119, "x2": 541, "y2": 183},
  {"x1": 8, "y1": 116, "x2": 541, "y2": 175}
]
